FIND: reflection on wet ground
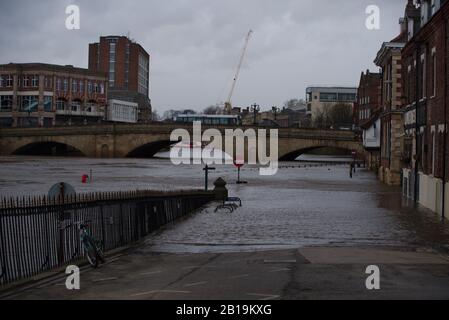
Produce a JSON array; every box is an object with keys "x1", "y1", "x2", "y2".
[{"x1": 0, "y1": 156, "x2": 448, "y2": 253}]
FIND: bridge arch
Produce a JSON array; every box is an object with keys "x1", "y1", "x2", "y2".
[
  {"x1": 126, "y1": 140, "x2": 176, "y2": 158},
  {"x1": 12, "y1": 141, "x2": 86, "y2": 157},
  {"x1": 278, "y1": 138, "x2": 364, "y2": 162}
]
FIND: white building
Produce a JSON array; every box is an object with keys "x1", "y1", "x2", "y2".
[
  {"x1": 361, "y1": 116, "x2": 381, "y2": 171},
  {"x1": 306, "y1": 86, "x2": 357, "y2": 121},
  {"x1": 107, "y1": 99, "x2": 138, "y2": 123}
]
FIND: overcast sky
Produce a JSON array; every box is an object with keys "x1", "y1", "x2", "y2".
[{"x1": 0, "y1": 0, "x2": 406, "y2": 113}]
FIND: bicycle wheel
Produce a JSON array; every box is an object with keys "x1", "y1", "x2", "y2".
[
  {"x1": 84, "y1": 241, "x2": 99, "y2": 268},
  {"x1": 96, "y1": 244, "x2": 106, "y2": 264}
]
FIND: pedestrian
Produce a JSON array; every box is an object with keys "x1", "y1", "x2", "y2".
[{"x1": 349, "y1": 161, "x2": 355, "y2": 178}]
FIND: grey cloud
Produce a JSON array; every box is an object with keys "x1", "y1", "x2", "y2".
[{"x1": 0, "y1": 0, "x2": 406, "y2": 111}]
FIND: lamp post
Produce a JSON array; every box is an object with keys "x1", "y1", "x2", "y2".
[
  {"x1": 271, "y1": 106, "x2": 281, "y2": 120},
  {"x1": 203, "y1": 164, "x2": 216, "y2": 191},
  {"x1": 250, "y1": 103, "x2": 260, "y2": 125}
]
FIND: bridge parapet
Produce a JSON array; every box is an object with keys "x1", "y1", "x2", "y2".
[{"x1": 0, "y1": 123, "x2": 362, "y2": 159}]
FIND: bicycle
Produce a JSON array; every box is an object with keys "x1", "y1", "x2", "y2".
[{"x1": 77, "y1": 221, "x2": 105, "y2": 268}]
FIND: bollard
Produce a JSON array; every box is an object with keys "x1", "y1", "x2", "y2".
[{"x1": 213, "y1": 178, "x2": 228, "y2": 201}]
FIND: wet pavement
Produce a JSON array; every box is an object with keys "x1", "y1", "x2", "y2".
[
  {"x1": 1, "y1": 155, "x2": 449, "y2": 253},
  {"x1": 5, "y1": 247, "x2": 449, "y2": 300}
]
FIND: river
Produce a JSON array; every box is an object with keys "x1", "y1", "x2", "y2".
[{"x1": 1, "y1": 155, "x2": 449, "y2": 253}]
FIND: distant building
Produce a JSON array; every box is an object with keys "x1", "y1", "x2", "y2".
[
  {"x1": 305, "y1": 86, "x2": 357, "y2": 123},
  {"x1": 88, "y1": 36, "x2": 151, "y2": 122},
  {"x1": 374, "y1": 36, "x2": 406, "y2": 186},
  {"x1": 354, "y1": 70, "x2": 381, "y2": 129},
  {"x1": 107, "y1": 99, "x2": 138, "y2": 123},
  {"x1": 0, "y1": 63, "x2": 108, "y2": 127}
]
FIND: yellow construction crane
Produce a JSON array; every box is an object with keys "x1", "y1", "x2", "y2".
[{"x1": 224, "y1": 30, "x2": 253, "y2": 114}]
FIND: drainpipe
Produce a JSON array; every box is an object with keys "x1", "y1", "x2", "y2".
[{"x1": 442, "y1": 17, "x2": 448, "y2": 220}]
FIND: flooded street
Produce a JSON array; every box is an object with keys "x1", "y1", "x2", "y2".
[{"x1": 1, "y1": 156, "x2": 449, "y2": 253}]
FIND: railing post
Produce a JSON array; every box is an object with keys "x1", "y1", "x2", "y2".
[
  {"x1": 0, "y1": 210, "x2": 8, "y2": 283},
  {"x1": 100, "y1": 203, "x2": 106, "y2": 251}
]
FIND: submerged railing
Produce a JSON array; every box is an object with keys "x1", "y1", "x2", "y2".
[{"x1": 0, "y1": 189, "x2": 214, "y2": 285}]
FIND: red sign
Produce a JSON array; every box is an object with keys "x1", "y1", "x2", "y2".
[{"x1": 233, "y1": 157, "x2": 244, "y2": 168}]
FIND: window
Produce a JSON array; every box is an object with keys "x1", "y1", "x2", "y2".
[
  {"x1": 109, "y1": 42, "x2": 116, "y2": 88},
  {"x1": 431, "y1": 49, "x2": 436, "y2": 97},
  {"x1": 72, "y1": 80, "x2": 78, "y2": 93},
  {"x1": 71, "y1": 101, "x2": 81, "y2": 112},
  {"x1": 31, "y1": 75, "x2": 39, "y2": 87},
  {"x1": 20, "y1": 96, "x2": 38, "y2": 112},
  {"x1": 6, "y1": 75, "x2": 13, "y2": 87},
  {"x1": 320, "y1": 92, "x2": 338, "y2": 102},
  {"x1": 431, "y1": 0, "x2": 437, "y2": 16},
  {"x1": 0, "y1": 75, "x2": 4, "y2": 87},
  {"x1": 421, "y1": 1, "x2": 429, "y2": 26},
  {"x1": 407, "y1": 64, "x2": 412, "y2": 104},
  {"x1": 420, "y1": 54, "x2": 426, "y2": 99},
  {"x1": 44, "y1": 96, "x2": 52, "y2": 112},
  {"x1": 44, "y1": 76, "x2": 52, "y2": 88},
  {"x1": 109, "y1": 73, "x2": 115, "y2": 88},
  {"x1": 56, "y1": 78, "x2": 61, "y2": 91},
  {"x1": 0, "y1": 95, "x2": 13, "y2": 111},
  {"x1": 432, "y1": 131, "x2": 435, "y2": 175},
  {"x1": 63, "y1": 79, "x2": 68, "y2": 92},
  {"x1": 22, "y1": 76, "x2": 30, "y2": 87},
  {"x1": 56, "y1": 99, "x2": 66, "y2": 111},
  {"x1": 100, "y1": 83, "x2": 105, "y2": 94},
  {"x1": 88, "y1": 81, "x2": 93, "y2": 93},
  {"x1": 408, "y1": 18, "x2": 414, "y2": 40},
  {"x1": 138, "y1": 53, "x2": 149, "y2": 95},
  {"x1": 79, "y1": 80, "x2": 84, "y2": 93}
]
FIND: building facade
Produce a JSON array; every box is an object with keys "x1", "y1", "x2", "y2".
[
  {"x1": 401, "y1": 0, "x2": 449, "y2": 218},
  {"x1": 305, "y1": 86, "x2": 357, "y2": 124},
  {"x1": 89, "y1": 36, "x2": 151, "y2": 122},
  {"x1": 374, "y1": 32, "x2": 406, "y2": 186},
  {"x1": 354, "y1": 70, "x2": 382, "y2": 171},
  {"x1": 354, "y1": 70, "x2": 381, "y2": 129},
  {"x1": 0, "y1": 63, "x2": 108, "y2": 127},
  {"x1": 107, "y1": 99, "x2": 138, "y2": 123}
]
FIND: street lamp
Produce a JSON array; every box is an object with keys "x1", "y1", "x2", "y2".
[
  {"x1": 250, "y1": 103, "x2": 260, "y2": 125},
  {"x1": 271, "y1": 106, "x2": 281, "y2": 120}
]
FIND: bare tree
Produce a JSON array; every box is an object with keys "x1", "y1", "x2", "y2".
[
  {"x1": 283, "y1": 99, "x2": 306, "y2": 111},
  {"x1": 328, "y1": 103, "x2": 353, "y2": 128},
  {"x1": 313, "y1": 103, "x2": 353, "y2": 129},
  {"x1": 203, "y1": 105, "x2": 223, "y2": 115},
  {"x1": 151, "y1": 110, "x2": 160, "y2": 121}
]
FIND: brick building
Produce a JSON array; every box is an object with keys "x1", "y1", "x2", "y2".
[
  {"x1": 401, "y1": 0, "x2": 449, "y2": 218},
  {"x1": 0, "y1": 63, "x2": 108, "y2": 127},
  {"x1": 354, "y1": 70, "x2": 381, "y2": 128},
  {"x1": 374, "y1": 28, "x2": 406, "y2": 186},
  {"x1": 89, "y1": 36, "x2": 151, "y2": 122}
]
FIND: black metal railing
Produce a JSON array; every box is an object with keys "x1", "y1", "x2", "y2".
[{"x1": 0, "y1": 190, "x2": 214, "y2": 286}]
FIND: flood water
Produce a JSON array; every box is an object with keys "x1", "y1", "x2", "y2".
[{"x1": 1, "y1": 155, "x2": 449, "y2": 253}]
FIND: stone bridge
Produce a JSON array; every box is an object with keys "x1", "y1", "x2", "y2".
[{"x1": 0, "y1": 123, "x2": 364, "y2": 161}]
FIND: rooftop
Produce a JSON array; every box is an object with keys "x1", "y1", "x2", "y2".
[{"x1": 0, "y1": 63, "x2": 107, "y2": 77}]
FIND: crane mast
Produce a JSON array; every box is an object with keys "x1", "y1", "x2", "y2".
[{"x1": 225, "y1": 30, "x2": 253, "y2": 114}]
